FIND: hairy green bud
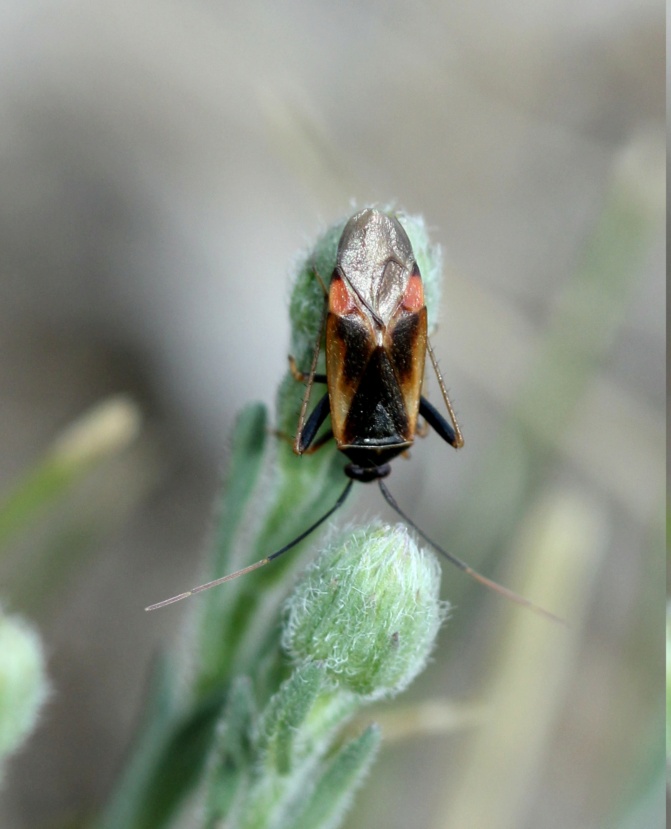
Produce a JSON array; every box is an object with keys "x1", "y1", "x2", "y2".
[
  {"x1": 283, "y1": 523, "x2": 447, "y2": 700},
  {"x1": 0, "y1": 609, "x2": 48, "y2": 765}
]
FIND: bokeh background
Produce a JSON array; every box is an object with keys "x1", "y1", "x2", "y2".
[{"x1": 0, "y1": 2, "x2": 664, "y2": 828}]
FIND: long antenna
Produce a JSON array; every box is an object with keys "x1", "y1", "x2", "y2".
[
  {"x1": 378, "y1": 480, "x2": 565, "y2": 626},
  {"x1": 146, "y1": 479, "x2": 354, "y2": 612}
]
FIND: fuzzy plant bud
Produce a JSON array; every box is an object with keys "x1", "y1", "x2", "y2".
[
  {"x1": 283, "y1": 523, "x2": 447, "y2": 701},
  {"x1": 0, "y1": 608, "x2": 48, "y2": 766}
]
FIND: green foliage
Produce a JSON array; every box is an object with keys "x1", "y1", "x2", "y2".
[
  {"x1": 0, "y1": 396, "x2": 140, "y2": 789},
  {"x1": 289, "y1": 725, "x2": 380, "y2": 829},
  {"x1": 0, "y1": 396, "x2": 140, "y2": 552}
]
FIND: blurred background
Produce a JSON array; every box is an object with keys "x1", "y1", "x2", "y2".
[{"x1": 0, "y1": 1, "x2": 664, "y2": 828}]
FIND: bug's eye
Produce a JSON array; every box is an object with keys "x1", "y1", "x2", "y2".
[
  {"x1": 401, "y1": 267, "x2": 424, "y2": 312},
  {"x1": 329, "y1": 274, "x2": 357, "y2": 315}
]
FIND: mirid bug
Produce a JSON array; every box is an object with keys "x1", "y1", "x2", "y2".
[{"x1": 147, "y1": 209, "x2": 559, "y2": 623}]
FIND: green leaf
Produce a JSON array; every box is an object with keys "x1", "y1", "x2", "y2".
[
  {"x1": 0, "y1": 396, "x2": 140, "y2": 553},
  {"x1": 98, "y1": 682, "x2": 224, "y2": 829},
  {"x1": 202, "y1": 677, "x2": 256, "y2": 826},
  {"x1": 259, "y1": 662, "x2": 324, "y2": 774},
  {"x1": 289, "y1": 725, "x2": 381, "y2": 829},
  {"x1": 207, "y1": 403, "x2": 269, "y2": 578},
  {"x1": 96, "y1": 654, "x2": 180, "y2": 829},
  {"x1": 195, "y1": 403, "x2": 269, "y2": 695}
]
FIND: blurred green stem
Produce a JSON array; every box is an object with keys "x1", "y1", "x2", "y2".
[{"x1": 0, "y1": 396, "x2": 141, "y2": 552}]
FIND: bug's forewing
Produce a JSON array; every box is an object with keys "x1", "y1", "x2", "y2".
[
  {"x1": 326, "y1": 305, "x2": 427, "y2": 448},
  {"x1": 325, "y1": 309, "x2": 375, "y2": 446},
  {"x1": 387, "y1": 305, "x2": 427, "y2": 437}
]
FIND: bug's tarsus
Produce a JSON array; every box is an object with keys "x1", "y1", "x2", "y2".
[
  {"x1": 273, "y1": 429, "x2": 295, "y2": 448},
  {"x1": 145, "y1": 480, "x2": 354, "y2": 612},
  {"x1": 377, "y1": 479, "x2": 565, "y2": 626},
  {"x1": 288, "y1": 355, "x2": 309, "y2": 383}
]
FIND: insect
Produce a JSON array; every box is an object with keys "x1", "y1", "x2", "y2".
[{"x1": 147, "y1": 209, "x2": 559, "y2": 622}]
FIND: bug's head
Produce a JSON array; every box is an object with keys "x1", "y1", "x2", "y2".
[{"x1": 344, "y1": 462, "x2": 391, "y2": 483}]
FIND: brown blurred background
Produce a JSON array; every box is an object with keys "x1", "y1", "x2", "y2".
[{"x1": 0, "y1": 2, "x2": 664, "y2": 828}]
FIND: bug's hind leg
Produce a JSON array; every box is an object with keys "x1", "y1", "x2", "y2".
[{"x1": 426, "y1": 336, "x2": 464, "y2": 448}]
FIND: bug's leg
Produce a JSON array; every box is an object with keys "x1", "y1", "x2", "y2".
[
  {"x1": 426, "y1": 336, "x2": 464, "y2": 448},
  {"x1": 288, "y1": 355, "x2": 327, "y2": 384},
  {"x1": 293, "y1": 302, "x2": 328, "y2": 454},
  {"x1": 296, "y1": 393, "x2": 330, "y2": 454}
]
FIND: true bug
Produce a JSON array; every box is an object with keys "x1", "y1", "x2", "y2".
[{"x1": 147, "y1": 209, "x2": 559, "y2": 622}]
